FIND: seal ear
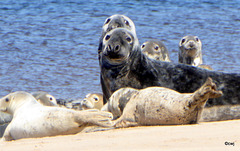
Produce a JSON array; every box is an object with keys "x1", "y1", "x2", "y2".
[{"x1": 5, "y1": 98, "x2": 9, "y2": 102}]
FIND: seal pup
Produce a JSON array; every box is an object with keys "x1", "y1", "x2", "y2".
[
  {"x1": 99, "y1": 28, "x2": 240, "y2": 107},
  {"x1": 0, "y1": 91, "x2": 113, "y2": 141},
  {"x1": 98, "y1": 14, "x2": 137, "y2": 57},
  {"x1": 32, "y1": 91, "x2": 57, "y2": 106},
  {"x1": 141, "y1": 40, "x2": 171, "y2": 62},
  {"x1": 78, "y1": 93, "x2": 104, "y2": 110},
  {"x1": 113, "y1": 78, "x2": 222, "y2": 128}
]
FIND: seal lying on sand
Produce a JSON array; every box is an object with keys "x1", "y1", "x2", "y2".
[
  {"x1": 79, "y1": 93, "x2": 104, "y2": 110},
  {"x1": 111, "y1": 78, "x2": 222, "y2": 128},
  {"x1": 99, "y1": 28, "x2": 240, "y2": 107},
  {"x1": 141, "y1": 40, "x2": 171, "y2": 62},
  {"x1": 0, "y1": 91, "x2": 113, "y2": 141},
  {"x1": 178, "y1": 35, "x2": 212, "y2": 70},
  {"x1": 32, "y1": 91, "x2": 57, "y2": 106}
]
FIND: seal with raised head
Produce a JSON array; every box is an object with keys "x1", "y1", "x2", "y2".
[
  {"x1": 113, "y1": 78, "x2": 222, "y2": 128},
  {"x1": 141, "y1": 40, "x2": 171, "y2": 62},
  {"x1": 0, "y1": 91, "x2": 113, "y2": 141},
  {"x1": 99, "y1": 27, "x2": 240, "y2": 107},
  {"x1": 178, "y1": 35, "x2": 212, "y2": 70},
  {"x1": 32, "y1": 91, "x2": 57, "y2": 106},
  {"x1": 78, "y1": 93, "x2": 104, "y2": 110},
  {"x1": 178, "y1": 35, "x2": 202, "y2": 66},
  {"x1": 98, "y1": 14, "x2": 136, "y2": 58}
]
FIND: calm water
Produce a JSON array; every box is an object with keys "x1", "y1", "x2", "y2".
[{"x1": 0, "y1": 0, "x2": 239, "y2": 100}]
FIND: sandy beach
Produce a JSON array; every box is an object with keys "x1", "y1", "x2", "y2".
[{"x1": 0, "y1": 119, "x2": 239, "y2": 151}]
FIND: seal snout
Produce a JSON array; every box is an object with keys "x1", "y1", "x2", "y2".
[{"x1": 106, "y1": 44, "x2": 121, "y2": 53}]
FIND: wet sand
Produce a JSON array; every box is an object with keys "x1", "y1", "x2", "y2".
[{"x1": 0, "y1": 120, "x2": 239, "y2": 151}]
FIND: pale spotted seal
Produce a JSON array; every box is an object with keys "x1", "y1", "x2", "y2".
[
  {"x1": 79, "y1": 93, "x2": 104, "y2": 110},
  {"x1": 141, "y1": 40, "x2": 171, "y2": 62},
  {"x1": 0, "y1": 91, "x2": 113, "y2": 141},
  {"x1": 178, "y1": 35, "x2": 212, "y2": 70},
  {"x1": 112, "y1": 78, "x2": 222, "y2": 128},
  {"x1": 101, "y1": 88, "x2": 139, "y2": 119},
  {"x1": 99, "y1": 27, "x2": 240, "y2": 107},
  {"x1": 32, "y1": 91, "x2": 57, "y2": 106},
  {"x1": 178, "y1": 35, "x2": 202, "y2": 66}
]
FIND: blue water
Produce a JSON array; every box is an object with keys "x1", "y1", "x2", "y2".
[{"x1": 0, "y1": 0, "x2": 239, "y2": 99}]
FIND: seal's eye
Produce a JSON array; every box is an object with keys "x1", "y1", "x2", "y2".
[
  {"x1": 126, "y1": 37, "x2": 132, "y2": 42},
  {"x1": 49, "y1": 97, "x2": 53, "y2": 101},
  {"x1": 125, "y1": 20, "x2": 130, "y2": 26},
  {"x1": 105, "y1": 35, "x2": 110, "y2": 41},
  {"x1": 94, "y1": 97, "x2": 98, "y2": 102},
  {"x1": 154, "y1": 46, "x2": 159, "y2": 50},
  {"x1": 105, "y1": 18, "x2": 111, "y2": 24},
  {"x1": 195, "y1": 37, "x2": 199, "y2": 42},
  {"x1": 141, "y1": 44, "x2": 145, "y2": 49},
  {"x1": 181, "y1": 38, "x2": 185, "y2": 44},
  {"x1": 5, "y1": 98, "x2": 9, "y2": 102}
]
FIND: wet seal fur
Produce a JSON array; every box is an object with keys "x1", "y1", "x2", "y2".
[
  {"x1": 179, "y1": 35, "x2": 212, "y2": 70},
  {"x1": 111, "y1": 78, "x2": 222, "y2": 127},
  {"x1": 141, "y1": 40, "x2": 171, "y2": 62},
  {"x1": 99, "y1": 28, "x2": 240, "y2": 107},
  {"x1": 0, "y1": 91, "x2": 113, "y2": 141}
]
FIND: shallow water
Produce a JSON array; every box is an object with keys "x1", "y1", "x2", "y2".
[{"x1": 0, "y1": 0, "x2": 239, "y2": 99}]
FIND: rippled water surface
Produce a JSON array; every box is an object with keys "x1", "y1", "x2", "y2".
[{"x1": 0, "y1": 0, "x2": 239, "y2": 99}]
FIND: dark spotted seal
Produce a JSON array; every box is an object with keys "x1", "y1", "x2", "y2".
[
  {"x1": 141, "y1": 40, "x2": 171, "y2": 62},
  {"x1": 112, "y1": 78, "x2": 222, "y2": 127},
  {"x1": 99, "y1": 28, "x2": 240, "y2": 107},
  {"x1": 98, "y1": 14, "x2": 136, "y2": 58}
]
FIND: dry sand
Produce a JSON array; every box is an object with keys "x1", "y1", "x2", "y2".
[{"x1": 0, "y1": 120, "x2": 239, "y2": 151}]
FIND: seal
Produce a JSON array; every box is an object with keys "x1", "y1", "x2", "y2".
[
  {"x1": 113, "y1": 78, "x2": 222, "y2": 128},
  {"x1": 0, "y1": 91, "x2": 113, "y2": 141},
  {"x1": 99, "y1": 27, "x2": 240, "y2": 107},
  {"x1": 101, "y1": 88, "x2": 139, "y2": 119},
  {"x1": 178, "y1": 35, "x2": 202, "y2": 66},
  {"x1": 32, "y1": 91, "x2": 58, "y2": 106},
  {"x1": 178, "y1": 35, "x2": 213, "y2": 70},
  {"x1": 141, "y1": 40, "x2": 171, "y2": 62},
  {"x1": 79, "y1": 93, "x2": 104, "y2": 110},
  {"x1": 98, "y1": 14, "x2": 136, "y2": 58}
]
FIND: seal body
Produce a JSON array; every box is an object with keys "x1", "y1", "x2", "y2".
[
  {"x1": 32, "y1": 91, "x2": 57, "y2": 106},
  {"x1": 0, "y1": 91, "x2": 112, "y2": 141},
  {"x1": 79, "y1": 93, "x2": 104, "y2": 110},
  {"x1": 99, "y1": 28, "x2": 240, "y2": 107},
  {"x1": 113, "y1": 78, "x2": 222, "y2": 128},
  {"x1": 141, "y1": 40, "x2": 171, "y2": 62},
  {"x1": 101, "y1": 88, "x2": 139, "y2": 119}
]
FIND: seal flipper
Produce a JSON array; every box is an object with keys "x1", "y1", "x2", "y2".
[
  {"x1": 74, "y1": 110, "x2": 113, "y2": 128},
  {"x1": 188, "y1": 77, "x2": 223, "y2": 108}
]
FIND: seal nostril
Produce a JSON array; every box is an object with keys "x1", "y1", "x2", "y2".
[{"x1": 115, "y1": 45, "x2": 120, "y2": 51}]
